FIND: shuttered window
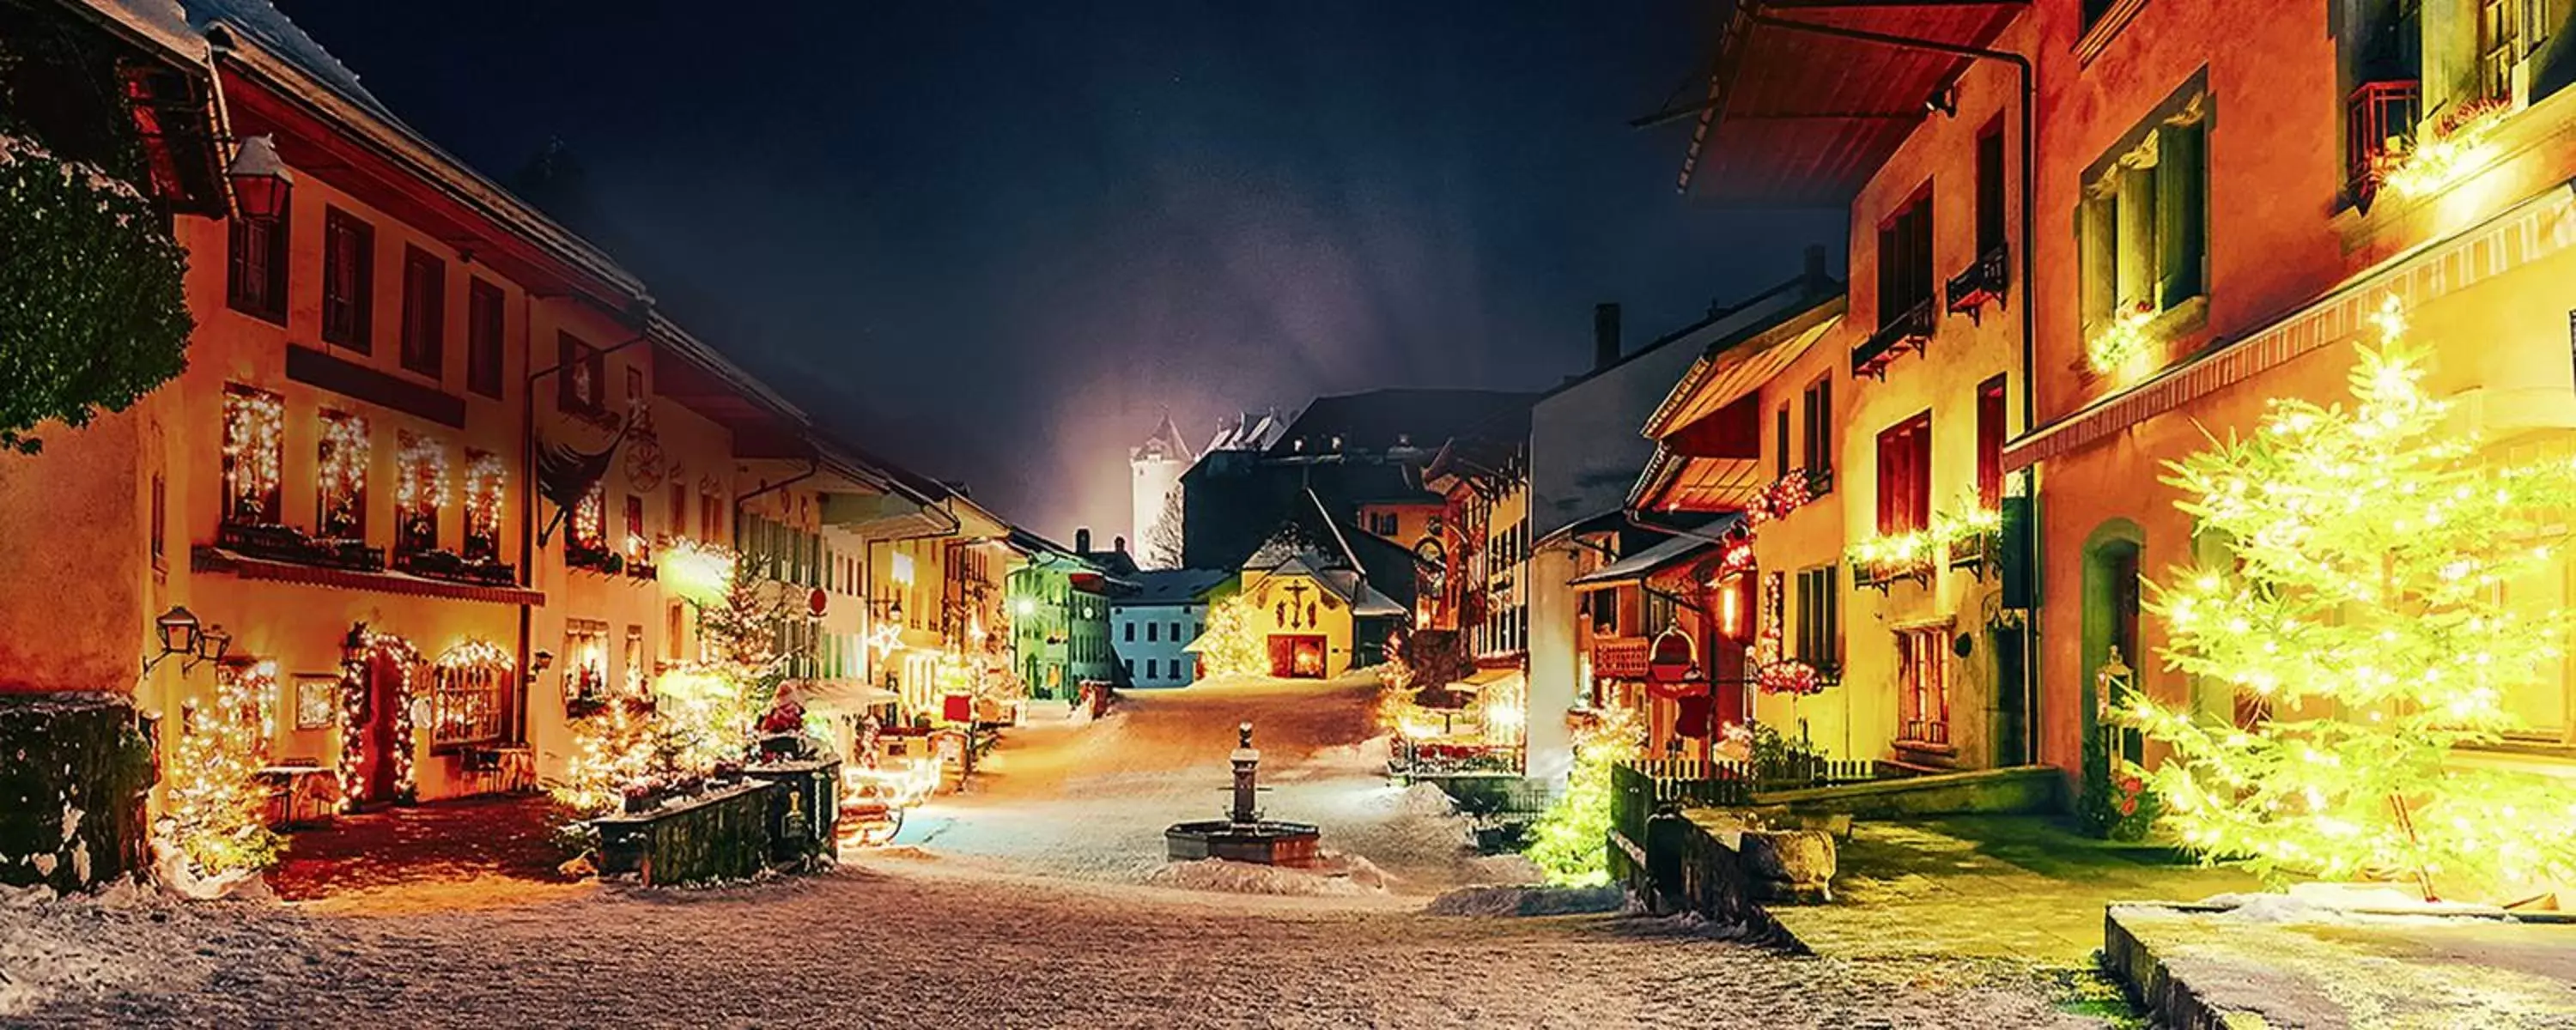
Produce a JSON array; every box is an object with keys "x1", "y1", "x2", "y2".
[{"x1": 1874, "y1": 412, "x2": 1933, "y2": 536}]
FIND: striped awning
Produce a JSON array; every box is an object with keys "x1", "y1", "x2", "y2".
[{"x1": 2007, "y1": 183, "x2": 2576, "y2": 471}]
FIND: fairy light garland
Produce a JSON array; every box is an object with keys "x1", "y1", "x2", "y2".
[
  {"x1": 1845, "y1": 497, "x2": 2002, "y2": 581},
  {"x1": 168, "y1": 660, "x2": 284, "y2": 877},
  {"x1": 221, "y1": 389, "x2": 284, "y2": 521},
  {"x1": 2118, "y1": 297, "x2": 2576, "y2": 900},
  {"x1": 337, "y1": 628, "x2": 422, "y2": 810},
  {"x1": 464, "y1": 450, "x2": 505, "y2": 554},
  {"x1": 317, "y1": 412, "x2": 371, "y2": 537}
]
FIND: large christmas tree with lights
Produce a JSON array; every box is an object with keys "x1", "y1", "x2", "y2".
[{"x1": 2124, "y1": 300, "x2": 2576, "y2": 900}]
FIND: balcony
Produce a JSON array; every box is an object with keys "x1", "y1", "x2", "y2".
[
  {"x1": 1852, "y1": 298, "x2": 1935, "y2": 380},
  {"x1": 1944, "y1": 243, "x2": 2010, "y2": 324},
  {"x1": 392, "y1": 548, "x2": 519, "y2": 587},
  {"x1": 2345, "y1": 79, "x2": 2421, "y2": 209},
  {"x1": 1898, "y1": 718, "x2": 1951, "y2": 748},
  {"x1": 565, "y1": 540, "x2": 625, "y2": 575}
]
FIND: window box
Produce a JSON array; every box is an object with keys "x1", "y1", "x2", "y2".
[
  {"x1": 216, "y1": 521, "x2": 383, "y2": 573},
  {"x1": 1947, "y1": 525, "x2": 1999, "y2": 576},
  {"x1": 1851, "y1": 551, "x2": 1935, "y2": 591},
  {"x1": 1853, "y1": 298, "x2": 1935, "y2": 380},
  {"x1": 1897, "y1": 718, "x2": 1953, "y2": 748},
  {"x1": 393, "y1": 548, "x2": 518, "y2": 587},
  {"x1": 566, "y1": 541, "x2": 625, "y2": 575},
  {"x1": 1945, "y1": 243, "x2": 2011, "y2": 324}
]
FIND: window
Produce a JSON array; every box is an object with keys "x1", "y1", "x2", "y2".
[
  {"x1": 2079, "y1": 81, "x2": 2208, "y2": 332},
  {"x1": 321, "y1": 208, "x2": 374, "y2": 351},
  {"x1": 317, "y1": 410, "x2": 369, "y2": 540},
  {"x1": 1976, "y1": 124, "x2": 2007, "y2": 254},
  {"x1": 1896, "y1": 627, "x2": 1950, "y2": 744},
  {"x1": 1170, "y1": 621, "x2": 1181, "y2": 640},
  {"x1": 395, "y1": 432, "x2": 444, "y2": 557},
  {"x1": 1125, "y1": 621, "x2": 1136, "y2": 642},
  {"x1": 701, "y1": 488, "x2": 722, "y2": 542},
  {"x1": 623, "y1": 494, "x2": 646, "y2": 559},
  {"x1": 667, "y1": 603, "x2": 687, "y2": 660},
  {"x1": 1146, "y1": 621, "x2": 1158, "y2": 643},
  {"x1": 2479, "y1": 0, "x2": 2530, "y2": 102},
  {"x1": 1875, "y1": 412, "x2": 1932, "y2": 536},
  {"x1": 558, "y1": 332, "x2": 605, "y2": 415},
  {"x1": 1876, "y1": 188, "x2": 1934, "y2": 329},
  {"x1": 1801, "y1": 378, "x2": 1833, "y2": 489},
  {"x1": 623, "y1": 625, "x2": 647, "y2": 695},
  {"x1": 399, "y1": 246, "x2": 444, "y2": 379},
  {"x1": 430, "y1": 656, "x2": 509, "y2": 746},
  {"x1": 1124, "y1": 658, "x2": 1134, "y2": 676},
  {"x1": 1794, "y1": 566, "x2": 1839, "y2": 670},
  {"x1": 226, "y1": 201, "x2": 289, "y2": 323},
  {"x1": 221, "y1": 385, "x2": 283, "y2": 526},
  {"x1": 1145, "y1": 658, "x2": 1158, "y2": 680},
  {"x1": 149, "y1": 473, "x2": 166, "y2": 569},
  {"x1": 466, "y1": 279, "x2": 505, "y2": 398},
  {"x1": 1773, "y1": 405, "x2": 1791, "y2": 479},
  {"x1": 569, "y1": 482, "x2": 605, "y2": 554},
  {"x1": 669, "y1": 483, "x2": 689, "y2": 542},
  {"x1": 1976, "y1": 376, "x2": 2008, "y2": 508},
  {"x1": 463, "y1": 449, "x2": 503, "y2": 561}
]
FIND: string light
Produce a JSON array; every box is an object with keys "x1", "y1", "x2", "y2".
[
  {"x1": 1845, "y1": 494, "x2": 2002, "y2": 581},
  {"x1": 337, "y1": 629, "x2": 422, "y2": 810},
  {"x1": 221, "y1": 389, "x2": 284, "y2": 522},
  {"x1": 2120, "y1": 301, "x2": 2576, "y2": 900},
  {"x1": 317, "y1": 411, "x2": 370, "y2": 538},
  {"x1": 463, "y1": 450, "x2": 505, "y2": 554},
  {"x1": 167, "y1": 660, "x2": 283, "y2": 878},
  {"x1": 396, "y1": 433, "x2": 449, "y2": 549}
]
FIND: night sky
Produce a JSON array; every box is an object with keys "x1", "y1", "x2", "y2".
[{"x1": 276, "y1": 0, "x2": 1840, "y2": 540}]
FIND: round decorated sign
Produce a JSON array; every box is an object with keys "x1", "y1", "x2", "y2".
[{"x1": 807, "y1": 588, "x2": 829, "y2": 617}]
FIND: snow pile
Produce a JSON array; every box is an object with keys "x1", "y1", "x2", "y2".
[
  {"x1": 0, "y1": 878, "x2": 225, "y2": 1018},
  {"x1": 1310, "y1": 732, "x2": 1394, "y2": 769},
  {"x1": 1148, "y1": 858, "x2": 1379, "y2": 898},
  {"x1": 2207, "y1": 892, "x2": 2349, "y2": 925},
  {"x1": 1394, "y1": 781, "x2": 1461, "y2": 818},
  {"x1": 1423, "y1": 883, "x2": 1625, "y2": 918}
]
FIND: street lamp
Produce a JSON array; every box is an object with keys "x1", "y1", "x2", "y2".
[
  {"x1": 186, "y1": 624, "x2": 233, "y2": 672},
  {"x1": 155, "y1": 605, "x2": 203, "y2": 658},
  {"x1": 225, "y1": 135, "x2": 293, "y2": 224}
]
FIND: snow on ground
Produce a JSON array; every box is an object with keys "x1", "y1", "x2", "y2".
[
  {"x1": 6, "y1": 866, "x2": 2107, "y2": 1027},
  {"x1": 901, "y1": 671, "x2": 1530, "y2": 897}
]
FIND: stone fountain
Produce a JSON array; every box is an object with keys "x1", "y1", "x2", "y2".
[{"x1": 1164, "y1": 722, "x2": 1321, "y2": 866}]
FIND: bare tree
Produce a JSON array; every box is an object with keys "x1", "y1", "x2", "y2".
[{"x1": 1144, "y1": 485, "x2": 1186, "y2": 569}]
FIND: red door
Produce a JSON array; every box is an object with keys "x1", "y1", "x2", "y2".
[{"x1": 361, "y1": 655, "x2": 404, "y2": 804}]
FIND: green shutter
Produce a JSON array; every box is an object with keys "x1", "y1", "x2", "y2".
[
  {"x1": 2079, "y1": 196, "x2": 2117, "y2": 327},
  {"x1": 2157, "y1": 121, "x2": 2207, "y2": 306}
]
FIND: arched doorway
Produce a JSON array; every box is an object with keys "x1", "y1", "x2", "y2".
[{"x1": 2080, "y1": 520, "x2": 2145, "y2": 766}]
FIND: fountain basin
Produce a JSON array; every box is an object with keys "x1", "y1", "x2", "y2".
[{"x1": 1165, "y1": 819, "x2": 1322, "y2": 866}]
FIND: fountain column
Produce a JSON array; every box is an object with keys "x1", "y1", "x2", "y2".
[{"x1": 1230, "y1": 721, "x2": 1260, "y2": 824}]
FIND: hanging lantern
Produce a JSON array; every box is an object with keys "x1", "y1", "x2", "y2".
[
  {"x1": 155, "y1": 606, "x2": 204, "y2": 658},
  {"x1": 225, "y1": 135, "x2": 294, "y2": 224}
]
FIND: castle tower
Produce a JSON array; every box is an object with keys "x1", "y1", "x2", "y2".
[{"x1": 1130, "y1": 414, "x2": 1194, "y2": 569}]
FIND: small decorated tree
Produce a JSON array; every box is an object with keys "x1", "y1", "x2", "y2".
[
  {"x1": 1524, "y1": 707, "x2": 1643, "y2": 886},
  {"x1": 2121, "y1": 300, "x2": 2576, "y2": 900},
  {"x1": 1192, "y1": 592, "x2": 1267, "y2": 679},
  {"x1": 163, "y1": 664, "x2": 285, "y2": 888}
]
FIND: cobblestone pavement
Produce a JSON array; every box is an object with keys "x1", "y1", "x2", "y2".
[{"x1": 9, "y1": 862, "x2": 2107, "y2": 1028}]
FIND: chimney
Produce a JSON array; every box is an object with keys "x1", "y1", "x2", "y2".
[
  {"x1": 1075, "y1": 527, "x2": 1091, "y2": 553},
  {"x1": 1593, "y1": 302, "x2": 1622, "y2": 371},
  {"x1": 1114, "y1": 535, "x2": 1127, "y2": 554},
  {"x1": 1803, "y1": 244, "x2": 1829, "y2": 284}
]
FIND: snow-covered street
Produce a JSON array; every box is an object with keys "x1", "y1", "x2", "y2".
[{"x1": 1, "y1": 675, "x2": 2111, "y2": 1027}]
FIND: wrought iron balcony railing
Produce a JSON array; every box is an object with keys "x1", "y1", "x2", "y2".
[
  {"x1": 1945, "y1": 243, "x2": 2010, "y2": 324},
  {"x1": 1853, "y1": 297, "x2": 1935, "y2": 380}
]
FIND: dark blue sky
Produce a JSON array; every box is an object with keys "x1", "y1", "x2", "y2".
[{"x1": 278, "y1": 0, "x2": 1839, "y2": 538}]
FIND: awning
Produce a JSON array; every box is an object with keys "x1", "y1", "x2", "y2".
[
  {"x1": 2005, "y1": 183, "x2": 2576, "y2": 471},
  {"x1": 1569, "y1": 525, "x2": 1733, "y2": 591},
  {"x1": 787, "y1": 678, "x2": 901, "y2": 712},
  {"x1": 1677, "y1": 1, "x2": 2023, "y2": 205}
]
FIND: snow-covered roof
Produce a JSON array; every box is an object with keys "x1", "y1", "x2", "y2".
[
  {"x1": 77, "y1": 1, "x2": 208, "y2": 63},
  {"x1": 1132, "y1": 414, "x2": 1194, "y2": 464}
]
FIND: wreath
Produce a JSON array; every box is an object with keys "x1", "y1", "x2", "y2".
[{"x1": 0, "y1": 133, "x2": 192, "y2": 454}]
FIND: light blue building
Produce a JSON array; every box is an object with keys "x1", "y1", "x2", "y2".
[{"x1": 1113, "y1": 569, "x2": 1230, "y2": 688}]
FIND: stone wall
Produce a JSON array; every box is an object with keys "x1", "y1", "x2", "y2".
[{"x1": 0, "y1": 693, "x2": 155, "y2": 890}]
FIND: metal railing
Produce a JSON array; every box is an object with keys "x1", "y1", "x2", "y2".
[
  {"x1": 1852, "y1": 298, "x2": 1936, "y2": 379},
  {"x1": 1608, "y1": 755, "x2": 1891, "y2": 854},
  {"x1": 2346, "y1": 80, "x2": 2421, "y2": 202},
  {"x1": 1898, "y1": 719, "x2": 1951, "y2": 747}
]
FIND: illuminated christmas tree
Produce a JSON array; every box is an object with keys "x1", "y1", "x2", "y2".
[
  {"x1": 1523, "y1": 707, "x2": 1642, "y2": 887},
  {"x1": 1190, "y1": 592, "x2": 1267, "y2": 679},
  {"x1": 2123, "y1": 299, "x2": 2576, "y2": 900},
  {"x1": 166, "y1": 663, "x2": 284, "y2": 881}
]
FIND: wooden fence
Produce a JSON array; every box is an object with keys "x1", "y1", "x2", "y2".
[{"x1": 1608, "y1": 756, "x2": 1886, "y2": 857}]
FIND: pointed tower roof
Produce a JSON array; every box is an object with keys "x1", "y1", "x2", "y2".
[{"x1": 1131, "y1": 412, "x2": 1195, "y2": 464}]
